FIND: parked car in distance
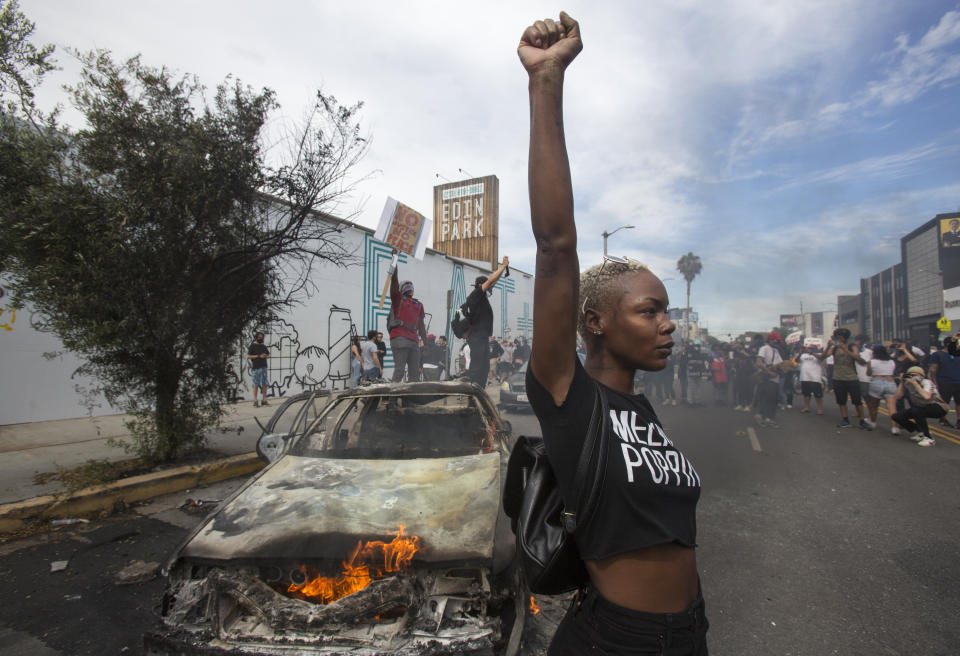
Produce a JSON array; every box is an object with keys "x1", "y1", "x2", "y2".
[{"x1": 499, "y1": 361, "x2": 531, "y2": 412}]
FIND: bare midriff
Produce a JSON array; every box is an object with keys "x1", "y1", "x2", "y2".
[{"x1": 586, "y1": 542, "x2": 698, "y2": 613}]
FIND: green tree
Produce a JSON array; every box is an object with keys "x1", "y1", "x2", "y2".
[
  {"x1": 676, "y1": 251, "x2": 702, "y2": 340},
  {"x1": 1, "y1": 46, "x2": 369, "y2": 462}
]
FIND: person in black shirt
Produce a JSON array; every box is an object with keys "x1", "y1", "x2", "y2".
[
  {"x1": 462, "y1": 257, "x2": 509, "y2": 387},
  {"x1": 519, "y1": 13, "x2": 707, "y2": 655},
  {"x1": 247, "y1": 332, "x2": 270, "y2": 407}
]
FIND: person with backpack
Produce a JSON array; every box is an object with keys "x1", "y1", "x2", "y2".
[
  {"x1": 387, "y1": 256, "x2": 428, "y2": 383},
  {"x1": 461, "y1": 256, "x2": 510, "y2": 388},
  {"x1": 518, "y1": 13, "x2": 707, "y2": 655}
]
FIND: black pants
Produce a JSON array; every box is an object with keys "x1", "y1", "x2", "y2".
[
  {"x1": 892, "y1": 405, "x2": 946, "y2": 437},
  {"x1": 756, "y1": 380, "x2": 779, "y2": 420},
  {"x1": 466, "y1": 334, "x2": 489, "y2": 387},
  {"x1": 549, "y1": 585, "x2": 709, "y2": 655}
]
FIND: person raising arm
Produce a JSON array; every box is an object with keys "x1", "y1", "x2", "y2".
[{"x1": 520, "y1": 13, "x2": 707, "y2": 655}]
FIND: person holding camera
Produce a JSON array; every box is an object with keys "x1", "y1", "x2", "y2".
[
  {"x1": 892, "y1": 366, "x2": 947, "y2": 446},
  {"x1": 823, "y1": 328, "x2": 868, "y2": 428},
  {"x1": 927, "y1": 332, "x2": 960, "y2": 429}
]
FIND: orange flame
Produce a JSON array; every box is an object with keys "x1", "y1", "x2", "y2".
[
  {"x1": 287, "y1": 525, "x2": 422, "y2": 604},
  {"x1": 529, "y1": 595, "x2": 540, "y2": 615}
]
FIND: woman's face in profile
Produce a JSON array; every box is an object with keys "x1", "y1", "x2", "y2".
[{"x1": 598, "y1": 270, "x2": 676, "y2": 372}]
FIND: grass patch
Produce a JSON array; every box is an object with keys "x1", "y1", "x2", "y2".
[{"x1": 33, "y1": 458, "x2": 149, "y2": 492}]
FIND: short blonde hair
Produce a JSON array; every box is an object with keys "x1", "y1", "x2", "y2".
[{"x1": 578, "y1": 259, "x2": 650, "y2": 340}]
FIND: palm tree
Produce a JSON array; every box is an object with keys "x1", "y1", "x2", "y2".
[{"x1": 676, "y1": 252, "x2": 703, "y2": 340}]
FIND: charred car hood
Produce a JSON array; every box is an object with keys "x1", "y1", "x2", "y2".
[{"x1": 182, "y1": 453, "x2": 502, "y2": 564}]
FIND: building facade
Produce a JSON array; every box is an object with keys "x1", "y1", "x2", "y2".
[
  {"x1": 859, "y1": 263, "x2": 906, "y2": 344},
  {"x1": 1, "y1": 215, "x2": 535, "y2": 426},
  {"x1": 902, "y1": 212, "x2": 960, "y2": 347}
]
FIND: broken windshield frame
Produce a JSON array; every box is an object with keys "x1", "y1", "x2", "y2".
[{"x1": 290, "y1": 392, "x2": 498, "y2": 460}]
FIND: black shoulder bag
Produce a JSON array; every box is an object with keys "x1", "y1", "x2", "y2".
[{"x1": 504, "y1": 385, "x2": 609, "y2": 594}]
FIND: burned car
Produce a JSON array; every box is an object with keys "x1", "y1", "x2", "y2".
[{"x1": 146, "y1": 382, "x2": 527, "y2": 656}]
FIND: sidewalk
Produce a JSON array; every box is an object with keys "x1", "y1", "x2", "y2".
[{"x1": 0, "y1": 400, "x2": 276, "y2": 506}]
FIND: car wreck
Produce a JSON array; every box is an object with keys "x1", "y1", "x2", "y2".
[{"x1": 145, "y1": 382, "x2": 527, "y2": 656}]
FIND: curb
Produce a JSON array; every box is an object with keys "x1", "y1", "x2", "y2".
[{"x1": 0, "y1": 453, "x2": 264, "y2": 535}]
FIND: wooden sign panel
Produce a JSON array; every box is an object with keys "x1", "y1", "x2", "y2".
[{"x1": 432, "y1": 175, "x2": 499, "y2": 269}]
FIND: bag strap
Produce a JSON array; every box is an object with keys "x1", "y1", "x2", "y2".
[{"x1": 562, "y1": 383, "x2": 608, "y2": 534}]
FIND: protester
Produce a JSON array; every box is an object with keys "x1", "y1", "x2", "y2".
[
  {"x1": 659, "y1": 354, "x2": 678, "y2": 406},
  {"x1": 891, "y1": 338, "x2": 918, "y2": 418},
  {"x1": 676, "y1": 344, "x2": 690, "y2": 405},
  {"x1": 496, "y1": 338, "x2": 514, "y2": 382},
  {"x1": 519, "y1": 14, "x2": 707, "y2": 654},
  {"x1": 732, "y1": 345, "x2": 755, "y2": 411},
  {"x1": 854, "y1": 335, "x2": 873, "y2": 411},
  {"x1": 349, "y1": 335, "x2": 363, "y2": 388},
  {"x1": 892, "y1": 366, "x2": 946, "y2": 446},
  {"x1": 436, "y1": 335, "x2": 450, "y2": 379},
  {"x1": 359, "y1": 329, "x2": 382, "y2": 381},
  {"x1": 823, "y1": 328, "x2": 867, "y2": 429},
  {"x1": 928, "y1": 332, "x2": 960, "y2": 429},
  {"x1": 247, "y1": 331, "x2": 270, "y2": 407},
  {"x1": 710, "y1": 354, "x2": 728, "y2": 405},
  {"x1": 387, "y1": 254, "x2": 428, "y2": 383},
  {"x1": 375, "y1": 331, "x2": 388, "y2": 372},
  {"x1": 865, "y1": 344, "x2": 897, "y2": 433},
  {"x1": 460, "y1": 341, "x2": 471, "y2": 374},
  {"x1": 421, "y1": 334, "x2": 443, "y2": 381},
  {"x1": 755, "y1": 333, "x2": 784, "y2": 428},
  {"x1": 797, "y1": 344, "x2": 825, "y2": 415},
  {"x1": 461, "y1": 257, "x2": 510, "y2": 387}
]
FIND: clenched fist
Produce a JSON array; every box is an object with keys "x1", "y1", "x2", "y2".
[{"x1": 517, "y1": 11, "x2": 582, "y2": 75}]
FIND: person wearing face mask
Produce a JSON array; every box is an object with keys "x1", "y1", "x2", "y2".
[{"x1": 247, "y1": 331, "x2": 270, "y2": 407}]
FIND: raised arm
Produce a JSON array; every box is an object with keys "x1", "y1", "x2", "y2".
[
  {"x1": 519, "y1": 12, "x2": 583, "y2": 404},
  {"x1": 481, "y1": 256, "x2": 510, "y2": 293}
]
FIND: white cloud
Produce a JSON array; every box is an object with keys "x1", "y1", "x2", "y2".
[{"x1": 735, "y1": 8, "x2": 960, "y2": 154}]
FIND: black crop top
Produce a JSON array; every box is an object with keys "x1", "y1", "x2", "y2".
[{"x1": 526, "y1": 357, "x2": 701, "y2": 560}]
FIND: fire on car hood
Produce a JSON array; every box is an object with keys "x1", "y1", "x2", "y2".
[{"x1": 181, "y1": 452, "x2": 502, "y2": 564}]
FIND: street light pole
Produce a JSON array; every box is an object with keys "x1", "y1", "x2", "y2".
[{"x1": 602, "y1": 225, "x2": 635, "y2": 256}]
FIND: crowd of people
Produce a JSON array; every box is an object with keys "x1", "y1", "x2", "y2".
[{"x1": 646, "y1": 328, "x2": 959, "y2": 447}]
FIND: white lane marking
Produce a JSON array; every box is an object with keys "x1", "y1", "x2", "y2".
[{"x1": 746, "y1": 427, "x2": 762, "y2": 453}]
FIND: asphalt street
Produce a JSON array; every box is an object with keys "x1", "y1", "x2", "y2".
[{"x1": 1, "y1": 391, "x2": 958, "y2": 655}]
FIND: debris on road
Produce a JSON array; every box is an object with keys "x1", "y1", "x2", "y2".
[{"x1": 114, "y1": 559, "x2": 160, "y2": 585}]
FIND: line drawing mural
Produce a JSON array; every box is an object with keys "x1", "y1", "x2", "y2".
[{"x1": 324, "y1": 305, "x2": 354, "y2": 390}]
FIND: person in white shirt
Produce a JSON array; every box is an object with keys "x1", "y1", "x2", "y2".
[
  {"x1": 854, "y1": 335, "x2": 873, "y2": 411},
  {"x1": 797, "y1": 345, "x2": 825, "y2": 415},
  {"x1": 865, "y1": 344, "x2": 898, "y2": 433},
  {"x1": 755, "y1": 333, "x2": 784, "y2": 427}
]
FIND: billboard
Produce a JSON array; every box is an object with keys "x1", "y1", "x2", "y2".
[
  {"x1": 780, "y1": 314, "x2": 802, "y2": 328},
  {"x1": 939, "y1": 214, "x2": 960, "y2": 290},
  {"x1": 433, "y1": 175, "x2": 500, "y2": 269}
]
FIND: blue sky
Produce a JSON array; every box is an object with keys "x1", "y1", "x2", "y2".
[{"x1": 23, "y1": 1, "x2": 960, "y2": 336}]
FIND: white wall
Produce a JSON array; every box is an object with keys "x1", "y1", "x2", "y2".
[{"x1": 0, "y1": 223, "x2": 534, "y2": 425}]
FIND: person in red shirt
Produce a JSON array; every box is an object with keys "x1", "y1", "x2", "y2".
[
  {"x1": 710, "y1": 355, "x2": 728, "y2": 405},
  {"x1": 387, "y1": 259, "x2": 428, "y2": 382}
]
